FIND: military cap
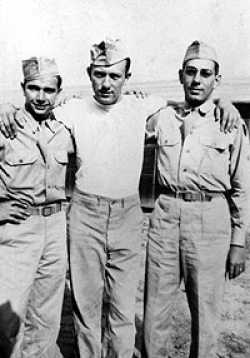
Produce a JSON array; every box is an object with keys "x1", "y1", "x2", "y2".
[
  {"x1": 183, "y1": 40, "x2": 219, "y2": 66},
  {"x1": 90, "y1": 38, "x2": 130, "y2": 66},
  {"x1": 22, "y1": 57, "x2": 60, "y2": 81}
]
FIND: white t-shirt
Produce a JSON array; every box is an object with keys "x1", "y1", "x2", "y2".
[{"x1": 54, "y1": 95, "x2": 165, "y2": 198}]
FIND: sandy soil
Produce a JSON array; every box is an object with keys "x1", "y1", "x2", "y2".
[{"x1": 57, "y1": 216, "x2": 250, "y2": 358}]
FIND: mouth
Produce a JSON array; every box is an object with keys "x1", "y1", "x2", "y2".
[
  {"x1": 189, "y1": 88, "x2": 203, "y2": 94},
  {"x1": 33, "y1": 104, "x2": 48, "y2": 111},
  {"x1": 99, "y1": 92, "x2": 113, "y2": 97}
]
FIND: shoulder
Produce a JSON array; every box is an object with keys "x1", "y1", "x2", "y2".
[
  {"x1": 156, "y1": 106, "x2": 177, "y2": 123},
  {"x1": 147, "y1": 106, "x2": 178, "y2": 134},
  {"x1": 53, "y1": 97, "x2": 89, "y2": 124},
  {"x1": 232, "y1": 118, "x2": 250, "y2": 142}
]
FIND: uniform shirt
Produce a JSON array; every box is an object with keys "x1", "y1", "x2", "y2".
[
  {"x1": 54, "y1": 95, "x2": 165, "y2": 199},
  {"x1": 0, "y1": 108, "x2": 74, "y2": 205},
  {"x1": 147, "y1": 100, "x2": 250, "y2": 246}
]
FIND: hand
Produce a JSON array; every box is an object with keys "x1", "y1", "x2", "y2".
[
  {"x1": 225, "y1": 245, "x2": 246, "y2": 280},
  {"x1": 0, "y1": 103, "x2": 22, "y2": 139},
  {"x1": 215, "y1": 99, "x2": 241, "y2": 133},
  {"x1": 0, "y1": 200, "x2": 30, "y2": 225},
  {"x1": 123, "y1": 89, "x2": 149, "y2": 99}
]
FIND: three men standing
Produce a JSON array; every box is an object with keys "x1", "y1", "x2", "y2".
[{"x1": 0, "y1": 39, "x2": 244, "y2": 358}]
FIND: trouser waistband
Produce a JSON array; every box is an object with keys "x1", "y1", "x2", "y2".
[
  {"x1": 159, "y1": 188, "x2": 224, "y2": 202},
  {"x1": 73, "y1": 188, "x2": 140, "y2": 208},
  {"x1": 28, "y1": 201, "x2": 68, "y2": 216}
]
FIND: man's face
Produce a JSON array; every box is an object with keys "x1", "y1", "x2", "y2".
[
  {"x1": 89, "y1": 60, "x2": 129, "y2": 105},
  {"x1": 179, "y1": 59, "x2": 221, "y2": 107},
  {"x1": 22, "y1": 76, "x2": 61, "y2": 120}
]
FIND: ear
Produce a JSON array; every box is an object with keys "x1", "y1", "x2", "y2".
[
  {"x1": 125, "y1": 72, "x2": 131, "y2": 80},
  {"x1": 21, "y1": 82, "x2": 25, "y2": 94},
  {"x1": 86, "y1": 66, "x2": 91, "y2": 79},
  {"x1": 213, "y1": 74, "x2": 221, "y2": 89},
  {"x1": 179, "y1": 69, "x2": 184, "y2": 84}
]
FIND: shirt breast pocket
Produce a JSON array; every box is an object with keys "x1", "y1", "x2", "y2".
[
  {"x1": 158, "y1": 131, "x2": 180, "y2": 147},
  {"x1": 199, "y1": 135, "x2": 230, "y2": 176},
  {"x1": 54, "y1": 151, "x2": 69, "y2": 165},
  {"x1": 5, "y1": 152, "x2": 38, "y2": 189},
  {"x1": 157, "y1": 130, "x2": 180, "y2": 177},
  {"x1": 53, "y1": 151, "x2": 69, "y2": 190}
]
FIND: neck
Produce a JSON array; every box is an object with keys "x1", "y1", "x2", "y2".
[
  {"x1": 185, "y1": 96, "x2": 213, "y2": 110},
  {"x1": 25, "y1": 104, "x2": 51, "y2": 123},
  {"x1": 93, "y1": 95, "x2": 122, "y2": 110}
]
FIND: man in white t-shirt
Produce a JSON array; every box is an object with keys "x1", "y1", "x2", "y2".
[{"x1": 54, "y1": 39, "x2": 166, "y2": 358}]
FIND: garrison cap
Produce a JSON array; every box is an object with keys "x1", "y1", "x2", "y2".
[
  {"x1": 22, "y1": 57, "x2": 60, "y2": 81},
  {"x1": 183, "y1": 40, "x2": 219, "y2": 67},
  {"x1": 90, "y1": 38, "x2": 130, "y2": 66}
]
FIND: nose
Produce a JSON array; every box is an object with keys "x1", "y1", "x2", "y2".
[
  {"x1": 102, "y1": 75, "x2": 111, "y2": 89},
  {"x1": 193, "y1": 71, "x2": 201, "y2": 83},
  {"x1": 37, "y1": 90, "x2": 46, "y2": 101}
]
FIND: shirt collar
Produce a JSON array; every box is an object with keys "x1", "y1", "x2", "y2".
[
  {"x1": 19, "y1": 108, "x2": 57, "y2": 133},
  {"x1": 183, "y1": 99, "x2": 215, "y2": 116},
  {"x1": 92, "y1": 95, "x2": 123, "y2": 112}
]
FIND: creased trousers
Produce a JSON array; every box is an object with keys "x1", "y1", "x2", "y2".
[
  {"x1": 69, "y1": 189, "x2": 143, "y2": 358},
  {"x1": 0, "y1": 211, "x2": 67, "y2": 358},
  {"x1": 144, "y1": 194, "x2": 230, "y2": 358}
]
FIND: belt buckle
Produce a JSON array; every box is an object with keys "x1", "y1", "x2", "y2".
[
  {"x1": 183, "y1": 192, "x2": 193, "y2": 201},
  {"x1": 42, "y1": 206, "x2": 52, "y2": 217}
]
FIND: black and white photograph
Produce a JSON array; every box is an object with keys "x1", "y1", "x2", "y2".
[{"x1": 0, "y1": 1, "x2": 250, "y2": 357}]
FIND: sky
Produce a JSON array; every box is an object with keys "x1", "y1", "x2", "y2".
[{"x1": 0, "y1": 0, "x2": 250, "y2": 93}]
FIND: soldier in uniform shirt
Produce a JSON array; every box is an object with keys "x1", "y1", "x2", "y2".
[
  {"x1": 0, "y1": 57, "x2": 74, "y2": 357},
  {"x1": 144, "y1": 41, "x2": 250, "y2": 358}
]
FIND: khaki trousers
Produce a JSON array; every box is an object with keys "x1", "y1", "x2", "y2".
[
  {"x1": 0, "y1": 211, "x2": 67, "y2": 358},
  {"x1": 144, "y1": 194, "x2": 230, "y2": 358},
  {"x1": 69, "y1": 189, "x2": 143, "y2": 358}
]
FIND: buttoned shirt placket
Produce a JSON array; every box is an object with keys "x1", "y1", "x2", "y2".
[{"x1": 175, "y1": 102, "x2": 214, "y2": 189}]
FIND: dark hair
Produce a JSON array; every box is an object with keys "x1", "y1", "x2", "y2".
[
  {"x1": 23, "y1": 75, "x2": 62, "y2": 89},
  {"x1": 214, "y1": 62, "x2": 219, "y2": 75},
  {"x1": 124, "y1": 58, "x2": 131, "y2": 75}
]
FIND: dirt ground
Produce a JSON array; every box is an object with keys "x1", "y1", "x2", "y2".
[{"x1": 57, "y1": 216, "x2": 250, "y2": 358}]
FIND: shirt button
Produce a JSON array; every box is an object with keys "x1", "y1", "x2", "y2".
[
  {"x1": 19, "y1": 159, "x2": 23, "y2": 163},
  {"x1": 186, "y1": 149, "x2": 190, "y2": 153},
  {"x1": 183, "y1": 168, "x2": 187, "y2": 172}
]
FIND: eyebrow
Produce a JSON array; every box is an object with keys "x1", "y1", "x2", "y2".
[
  {"x1": 26, "y1": 84, "x2": 56, "y2": 91},
  {"x1": 185, "y1": 66, "x2": 214, "y2": 72}
]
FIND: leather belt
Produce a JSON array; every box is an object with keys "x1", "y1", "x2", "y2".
[
  {"x1": 28, "y1": 202, "x2": 67, "y2": 217},
  {"x1": 159, "y1": 188, "x2": 224, "y2": 202}
]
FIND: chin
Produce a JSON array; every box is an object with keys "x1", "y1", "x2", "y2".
[
  {"x1": 187, "y1": 96, "x2": 204, "y2": 107},
  {"x1": 98, "y1": 98, "x2": 116, "y2": 106}
]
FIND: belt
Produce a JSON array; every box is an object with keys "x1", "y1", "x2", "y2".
[
  {"x1": 28, "y1": 202, "x2": 67, "y2": 217},
  {"x1": 159, "y1": 188, "x2": 224, "y2": 202}
]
